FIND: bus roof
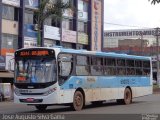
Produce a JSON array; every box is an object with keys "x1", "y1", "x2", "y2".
[
  {"x1": 15, "y1": 47, "x2": 151, "y2": 61},
  {"x1": 59, "y1": 48, "x2": 151, "y2": 61}
]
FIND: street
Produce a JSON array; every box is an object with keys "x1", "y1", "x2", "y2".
[{"x1": 0, "y1": 94, "x2": 160, "y2": 114}]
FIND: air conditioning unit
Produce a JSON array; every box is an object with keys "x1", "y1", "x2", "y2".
[{"x1": 34, "y1": 24, "x2": 39, "y2": 31}]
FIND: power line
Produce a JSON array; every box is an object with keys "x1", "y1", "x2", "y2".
[{"x1": 103, "y1": 21, "x2": 152, "y2": 29}]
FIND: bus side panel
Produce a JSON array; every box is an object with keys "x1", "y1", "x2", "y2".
[
  {"x1": 58, "y1": 89, "x2": 75, "y2": 104},
  {"x1": 60, "y1": 76, "x2": 152, "y2": 103},
  {"x1": 131, "y1": 86, "x2": 152, "y2": 98},
  {"x1": 100, "y1": 88, "x2": 121, "y2": 100}
]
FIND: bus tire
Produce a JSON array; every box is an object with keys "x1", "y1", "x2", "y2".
[
  {"x1": 123, "y1": 88, "x2": 132, "y2": 105},
  {"x1": 35, "y1": 105, "x2": 47, "y2": 111},
  {"x1": 72, "y1": 91, "x2": 84, "y2": 111}
]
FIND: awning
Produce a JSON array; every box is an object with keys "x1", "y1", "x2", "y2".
[{"x1": 0, "y1": 72, "x2": 14, "y2": 78}]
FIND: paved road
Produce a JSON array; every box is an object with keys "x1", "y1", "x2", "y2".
[{"x1": 0, "y1": 94, "x2": 160, "y2": 114}]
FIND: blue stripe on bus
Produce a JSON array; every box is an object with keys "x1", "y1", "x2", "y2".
[
  {"x1": 60, "y1": 48, "x2": 150, "y2": 60},
  {"x1": 60, "y1": 76, "x2": 151, "y2": 90}
]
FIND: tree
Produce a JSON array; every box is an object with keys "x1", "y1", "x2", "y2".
[
  {"x1": 35, "y1": 0, "x2": 72, "y2": 46},
  {"x1": 149, "y1": 0, "x2": 160, "y2": 5}
]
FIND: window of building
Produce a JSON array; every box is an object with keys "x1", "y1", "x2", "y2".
[
  {"x1": 25, "y1": 10, "x2": 33, "y2": 24},
  {"x1": 1, "y1": 34, "x2": 18, "y2": 49},
  {"x1": 52, "y1": 19, "x2": 60, "y2": 28},
  {"x1": 2, "y1": 5, "x2": 18, "y2": 21},
  {"x1": 44, "y1": 18, "x2": 52, "y2": 26},
  {"x1": 78, "y1": 21, "x2": 88, "y2": 33},
  {"x1": 83, "y1": 1, "x2": 88, "y2": 12},
  {"x1": 62, "y1": 18, "x2": 73, "y2": 30},
  {"x1": 78, "y1": 0, "x2": 88, "y2": 12}
]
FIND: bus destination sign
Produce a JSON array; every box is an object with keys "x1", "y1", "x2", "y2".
[{"x1": 15, "y1": 49, "x2": 55, "y2": 57}]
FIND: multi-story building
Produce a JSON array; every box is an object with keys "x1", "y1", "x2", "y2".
[
  {"x1": 103, "y1": 29, "x2": 157, "y2": 56},
  {"x1": 103, "y1": 28, "x2": 159, "y2": 82},
  {"x1": 118, "y1": 39, "x2": 149, "y2": 48},
  {"x1": 0, "y1": 0, "x2": 104, "y2": 99}
]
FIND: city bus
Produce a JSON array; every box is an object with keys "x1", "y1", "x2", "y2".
[{"x1": 14, "y1": 47, "x2": 152, "y2": 111}]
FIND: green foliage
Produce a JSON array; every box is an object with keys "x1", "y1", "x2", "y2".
[
  {"x1": 149, "y1": 0, "x2": 160, "y2": 5},
  {"x1": 35, "y1": 0, "x2": 72, "y2": 46}
]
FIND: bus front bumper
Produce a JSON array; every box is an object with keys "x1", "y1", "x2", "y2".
[{"x1": 14, "y1": 93, "x2": 59, "y2": 105}]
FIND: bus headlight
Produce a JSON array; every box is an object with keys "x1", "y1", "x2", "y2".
[
  {"x1": 43, "y1": 87, "x2": 57, "y2": 96},
  {"x1": 14, "y1": 88, "x2": 21, "y2": 96}
]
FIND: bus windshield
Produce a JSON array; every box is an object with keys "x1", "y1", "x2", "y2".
[{"x1": 15, "y1": 58, "x2": 56, "y2": 83}]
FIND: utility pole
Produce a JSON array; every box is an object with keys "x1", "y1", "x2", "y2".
[
  {"x1": 140, "y1": 31, "x2": 144, "y2": 56},
  {"x1": 155, "y1": 27, "x2": 160, "y2": 87}
]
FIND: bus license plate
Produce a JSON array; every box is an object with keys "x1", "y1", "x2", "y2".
[{"x1": 26, "y1": 98, "x2": 34, "y2": 102}]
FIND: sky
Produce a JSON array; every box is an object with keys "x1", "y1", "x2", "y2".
[{"x1": 104, "y1": 0, "x2": 160, "y2": 30}]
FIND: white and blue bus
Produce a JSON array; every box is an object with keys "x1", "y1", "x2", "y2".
[{"x1": 14, "y1": 47, "x2": 152, "y2": 111}]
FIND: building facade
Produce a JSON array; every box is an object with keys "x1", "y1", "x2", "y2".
[
  {"x1": 103, "y1": 28, "x2": 160, "y2": 82},
  {"x1": 103, "y1": 29, "x2": 157, "y2": 56},
  {"x1": 0, "y1": 0, "x2": 104, "y2": 85}
]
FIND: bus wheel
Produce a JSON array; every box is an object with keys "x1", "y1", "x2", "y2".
[
  {"x1": 35, "y1": 105, "x2": 47, "y2": 111},
  {"x1": 123, "y1": 88, "x2": 132, "y2": 105},
  {"x1": 72, "y1": 91, "x2": 84, "y2": 111}
]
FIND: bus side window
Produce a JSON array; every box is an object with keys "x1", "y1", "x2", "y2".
[
  {"x1": 76, "y1": 55, "x2": 90, "y2": 76},
  {"x1": 58, "y1": 54, "x2": 73, "y2": 85}
]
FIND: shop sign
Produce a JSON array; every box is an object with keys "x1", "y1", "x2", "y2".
[
  {"x1": 24, "y1": 24, "x2": 38, "y2": 38},
  {"x1": 62, "y1": 29, "x2": 76, "y2": 43},
  {"x1": 91, "y1": 0, "x2": 102, "y2": 51},
  {"x1": 2, "y1": 0, "x2": 20, "y2": 7},
  {"x1": 24, "y1": 37, "x2": 37, "y2": 48},
  {"x1": 78, "y1": 33, "x2": 88, "y2": 45},
  {"x1": 44, "y1": 25, "x2": 60, "y2": 40}
]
